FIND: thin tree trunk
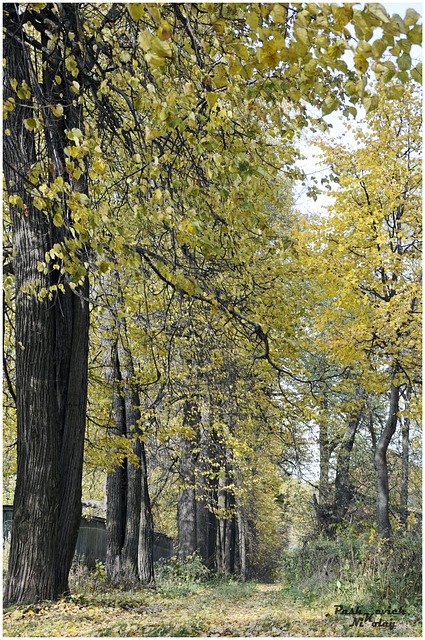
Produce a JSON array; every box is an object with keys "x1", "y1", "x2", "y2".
[
  {"x1": 400, "y1": 388, "x2": 410, "y2": 526},
  {"x1": 237, "y1": 509, "x2": 247, "y2": 580},
  {"x1": 196, "y1": 494, "x2": 209, "y2": 564},
  {"x1": 120, "y1": 386, "x2": 142, "y2": 585},
  {"x1": 315, "y1": 414, "x2": 337, "y2": 535},
  {"x1": 106, "y1": 348, "x2": 126, "y2": 584},
  {"x1": 106, "y1": 312, "x2": 155, "y2": 586},
  {"x1": 177, "y1": 400, "x2": 199, "y2": 560},
  {"x1": 374, "y1": 383, "x2": 400, "y2": 539},
  {"x1": 216, "y1": 469, "x2": 227, "y2": 577},
  {"x1": 138, "y1": 441, "x2": 155, "y2": 584},
  {"x1": 224, "y1": 454, "x2": 235, "y2": 575}
]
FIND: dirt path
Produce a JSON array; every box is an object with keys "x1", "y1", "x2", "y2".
[{"x1": 3, "y1": 582, "x2": 421, "y2": 637}]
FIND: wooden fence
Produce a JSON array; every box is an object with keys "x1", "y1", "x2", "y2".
[{"x1": 3, "y1": 505, "x2": 174, "y2": 567}]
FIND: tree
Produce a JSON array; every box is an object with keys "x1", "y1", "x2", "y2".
[
  {"x1": 103, "y1": 290, "x2": 155, "y2": 587},
  {"x1": 4, "y1": 4, "x2": 90, "y2": 604},
  {"x1": 301, "y1": 81, "x2": 421, "y2": 538},
  {"x1": 3, "y1": 2, "x2": 421, "y2": 603}
]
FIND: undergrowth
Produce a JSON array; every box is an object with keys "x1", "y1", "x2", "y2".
[{"x1": 279, "y1": 531, "x2": 422, "y2": 616}]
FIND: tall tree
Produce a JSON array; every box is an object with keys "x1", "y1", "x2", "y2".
[
  {"x1": 4, "y1": 4, "x2": 90, "y2": 604},
  {"x1": 302, "y1": 81, "x2": 421, "y2": 538}
]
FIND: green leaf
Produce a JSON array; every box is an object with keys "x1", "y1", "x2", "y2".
[
  {"x1": 397, "y1": 52, "x2": 411, "y2": 71},
  {"x1": 67, "y1": 127, "x2": 83, "y2": 141},
  {"x1": 33, "y1": 197, "x2": 45, "y2": 211},
  {"x1": 271, "y1": 4, "x2": 287, "y2": 23},
  {"x1": 53, "y1": 213, "x2": 63, "y2": 227},
  {"x1": 371, "y1": 38, "x2": 387, "y2": 58},
  {"x1": 404, "y1": 8, "x2": 421, "y2": 27},
  {"x1": 294, "y1": 27, "x2": 308, "y2": 45},
  {"x1": 397, "y1": 70, "x2": 409, "y2": 83},
  {"x1": 411, "y1": 63, "x2": 422, "y2": 83},
  {"x1": 322, "y1": 96, "x2": 339, "y2": 116},
  {"x1": 366, "y1": 3, "x2": 390, "y2": 24},
  {"x1": 407, "y1": 24, "x2": 422, "y2": 45},
  {"x1": 382, "y1": 17, "x2": 402, "y2": 36},
  {"x1": 23, "y1": 117, "x2": 37, "y2": 131},
  {"x1": 381, "y1": 62, "x2": 397, "y2": 83},
  {"x1": 51, "y1": 104, "x2": 64, "y2": 117},
  {"x1": 354, "y1": 53, "x2": 368, "y2": 74},
  {"x1": 363, "y1": 94, "x2": 379, "y2": 114},
  {"x1": 127, "y1": 3, "x2": 144, "y2": 22},
  {"x1": 9, "y1": 195, "x2": 23, "y2": 207},
  {"x1": 384, "y1": 84, "x2": 404, "y2": 100},
  {"x1": 150, "y1": 36, "x2": 173, "y2": 60}
]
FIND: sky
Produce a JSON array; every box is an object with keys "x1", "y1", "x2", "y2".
[{"x1": 295, "y1": 0, "x2": 423, "y2": 217}]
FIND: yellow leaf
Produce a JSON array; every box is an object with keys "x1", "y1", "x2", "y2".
[
  {"x1": 354, "y1": 52, "x2": 368, "y2": 73},
  {"x1": 271, "y1": 4, "x2": 287, "y2": 23},
  {"x1": 53, "y1": 213, "x2": 63, "y2": 227},
  {"x1": 127, "y1": 3, "x2": 144, "y2": 22},
  {"x1": 51, "y1": 103, "x2": 64, "y2": 117},
  {"x1": 206, "y1": 93, "x2": 218, "y2": 109}
]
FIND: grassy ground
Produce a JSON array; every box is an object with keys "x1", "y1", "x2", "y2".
[{"x1": 3, "y1": 578, "x2": 422, "y2": 637}]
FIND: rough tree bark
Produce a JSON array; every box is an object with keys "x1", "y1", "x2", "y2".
[
  {"x1": 138, "y1": 439, "x2": 155, "y2": 584},
  {"x1": 237, "y1": 508, "x2": 247, "y2": 580},
  {"x1": 4, "y1": 4, "x2": 89, "y2": 604},
  {"x1": 106, "y1": 348, "x2": 126, "y2": 584},
  {"x1": 314, "y1": 402, "x2": 338, "y2": 536}
]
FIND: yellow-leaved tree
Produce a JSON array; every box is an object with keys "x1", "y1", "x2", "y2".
[{"x1": 298, "y1": 81, "x2": 421, "y2": 538}]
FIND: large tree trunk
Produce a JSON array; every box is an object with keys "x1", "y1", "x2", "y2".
[
  {"x1": 178, "y1": 441, "x2": 198, "y2": 560},
  {"x1": 374, "y1": 383, "x2": 400, "y2": 539},
  {"x1": 4, "y1": 4, "x2": 89, "y2": 605},
  {"x1": 177, "y1": 399, "x2": 200, "y2": 560},
  {"x1": 195, "y1": 424, "x2": 218, "y2": 568}
]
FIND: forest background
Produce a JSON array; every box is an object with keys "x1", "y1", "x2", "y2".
[{"x1": 2, "y1": 1, "x2": 422, "y2": 636}]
